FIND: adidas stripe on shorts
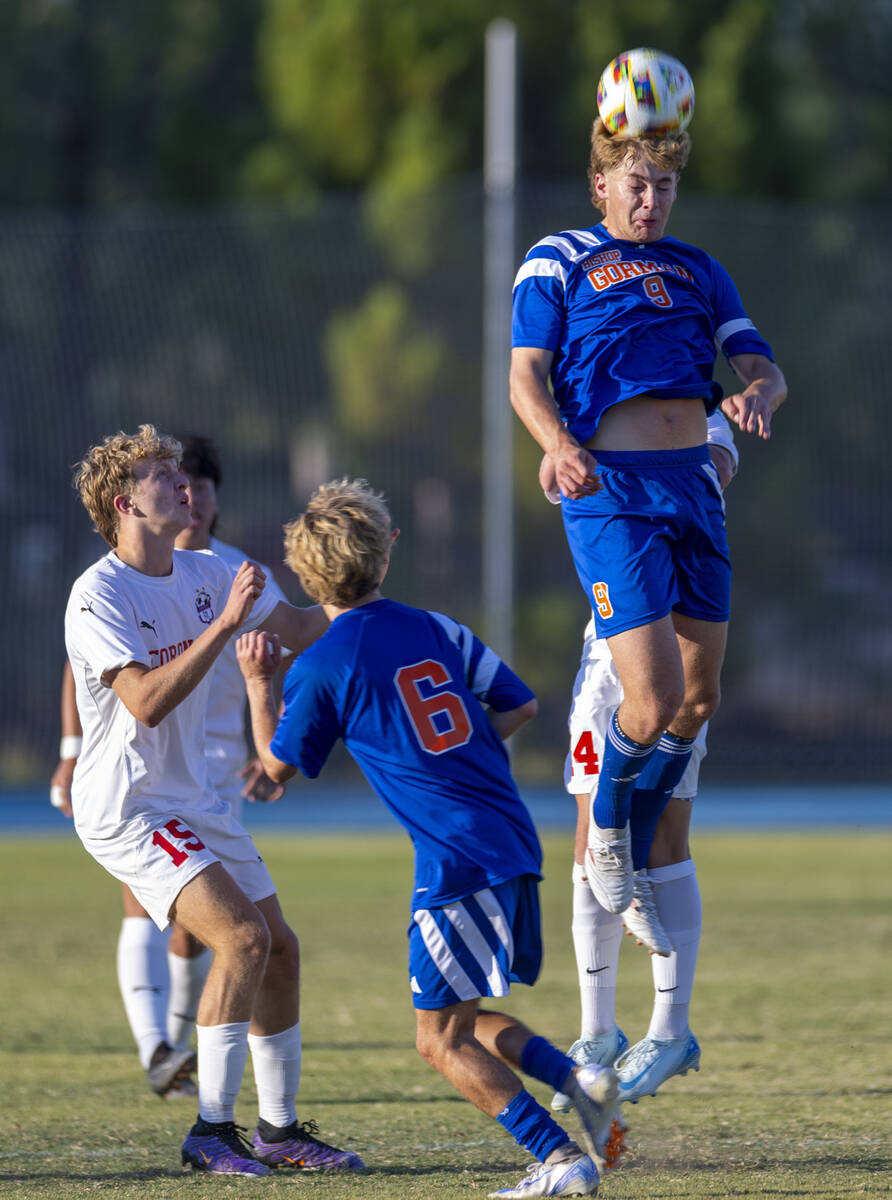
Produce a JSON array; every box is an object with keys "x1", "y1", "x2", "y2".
[{"x1": 407, "y1": 875, "x2": 543, "y2": 1010}]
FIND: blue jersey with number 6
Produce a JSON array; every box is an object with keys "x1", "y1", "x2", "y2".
[{"x1": 271, "y1": 598, "x2": 542, "y2": 909}]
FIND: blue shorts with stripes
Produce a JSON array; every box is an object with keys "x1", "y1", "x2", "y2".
[
  {"x1": 407, "y1": 875, "x2": 543, "y2": 1011},
  {"x1": 561, "y1": 445, "x2": 732, "y2": 638}
]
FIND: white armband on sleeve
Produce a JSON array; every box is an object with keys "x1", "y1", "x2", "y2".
[{"x1": 706, "y1": 411, "x2": 739, "y2": 473}]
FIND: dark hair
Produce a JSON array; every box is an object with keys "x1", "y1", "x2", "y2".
[{"x1": 175, "y1": 434, "x2": 222, "y2": 488}]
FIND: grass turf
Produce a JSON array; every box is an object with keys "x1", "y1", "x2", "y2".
[{"x1": 2, "y1": 828, "x2": 890, "y2": 1198}]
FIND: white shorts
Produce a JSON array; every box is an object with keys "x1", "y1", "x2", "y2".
[
  {"x1": 79, "y1": 799, "x2": 275, "y2": 930},
  {"x1": 212, "y1": 774, "x2": 245, "y2": 826},
  {"x1": 563, "y1": 619, "x2": 708, "y2": 799}
]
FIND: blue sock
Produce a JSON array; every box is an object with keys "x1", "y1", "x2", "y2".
[
  {"x1": 629, "y1": 788, "x2": 666, "y2": 869},
  {"x1": 629, "y1": 731, "x2": 695, "y2": 867},
  {"x1": 591, "y1": 710, "x2": 658, "y2": 830},
  {"x1": 520, "y1": 1035, "x2": 575, "y2": 1092},
  {"x1": 496, "y1": 1089, "x2": 571, "y2": 1163}
]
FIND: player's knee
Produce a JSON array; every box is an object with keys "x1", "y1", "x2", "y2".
[
  {"x1": 268, "y1": 923, "x2": 300, "y2": 975},
  {"x1": 679, "y1": 687, "x2": 720, "y2": 730},
  {"x1": 415, "y1": 1025, "x2": 444, "y2": 1070},
  {"x1": 225, "y1": 914, "x2": 271, "y2": 972},
  {"x1": 626, "y1": 691, "x2": 684, "y2": 743}
]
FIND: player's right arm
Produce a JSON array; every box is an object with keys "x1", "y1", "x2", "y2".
[
  {"x1": 112, "y1": 560, "x2": 266, "y2": 727},
  {"x1": 510, "y1": 346, "x2": 601, "y2": 500}
]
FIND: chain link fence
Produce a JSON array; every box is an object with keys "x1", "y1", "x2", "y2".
[{"x1": 2, "y1": 178, "x2": 889, "y2": 785}]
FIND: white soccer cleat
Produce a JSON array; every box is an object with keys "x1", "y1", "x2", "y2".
[
  {"x1": 563, "y1": 1064, "x2": 627, "y2": 1173},
  {"x1": 487, "y1": 1144, "x2": 599, "y2": 1198},
  {"x1": 621, "y1": 871, "x2": 673, "y2": 957},
  {"x1": 584, "y1": 823, "x2": 633, "y2": 913},
  {"x1": 551, "y1": 1029, "x2": 629, "y2": 1113},
  {"x1": 615, "y1": 1032, "x2": 701, "y2": 1103}
]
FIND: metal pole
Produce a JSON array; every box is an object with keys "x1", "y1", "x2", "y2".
[{"x1": 482, "y1": 18, "x2": 517, "y2": 662}]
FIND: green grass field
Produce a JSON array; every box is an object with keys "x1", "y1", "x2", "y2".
[{"x1": 2, "y1": 829, "x2": 890, "y2": 1198}]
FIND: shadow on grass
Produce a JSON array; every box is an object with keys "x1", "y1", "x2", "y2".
[
  {"x1": 304, "y1": 1041, "x2": 413, "y2": 1052},
  {"x1": 307, "y1": 1093, "x2": 465, "y2": 1105},
  {"x1": 0, "y1": 1169, "x2": 187, "y2": 1183},
  {"x1": 361, "y1": 1161, "x2": 528, "y2": 1177}
]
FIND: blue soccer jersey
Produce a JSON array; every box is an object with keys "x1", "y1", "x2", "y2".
[
  {"x1": 512, "y1": 223, "x2": 774, "y2": 444},
  {"x1": 271, "y1": 599, "x2": 543, "y2": 909}
]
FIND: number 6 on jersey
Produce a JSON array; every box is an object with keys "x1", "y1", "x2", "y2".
[{"x1": 395, "y1": 660, "x2": 472, "y2": 755}]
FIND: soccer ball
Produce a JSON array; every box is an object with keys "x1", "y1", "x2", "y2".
[{"x1": 596, "y1": 48, "x2": 695, "y2": 137}]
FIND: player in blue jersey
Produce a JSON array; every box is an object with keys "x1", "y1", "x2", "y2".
[
  {"x1": 238, "y1": 478, "x2": 628, "y2": 1199},
  {"x1": 510, "y1": 116, "x2": 787, "y2": 915}
]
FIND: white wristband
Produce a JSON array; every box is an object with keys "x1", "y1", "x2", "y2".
[
  {"x1": 60, "y1": 736, "x2": 82, "y2": 759},
  {"x1": 50, "y1": 786, "x2": 68, "y2": 809}
]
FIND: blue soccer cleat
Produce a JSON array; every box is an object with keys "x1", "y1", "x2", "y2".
[
  {"x1": 615, "y1": 1032, "x2": 700, "y2": 1103},
  {"x1": 551, "y1": 1028, "x2": 629, "y2": 1113}
]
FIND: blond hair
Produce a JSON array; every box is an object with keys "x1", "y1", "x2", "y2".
[
  {"x1": 284, "y1": 479, "x2": 392, "y2": 606},
  {"x1": 73, "y1": 424, "x2": 182, "y2": 546},
  {"x1": 588, "y1": 117, "x2": 691, "y2": 213}
]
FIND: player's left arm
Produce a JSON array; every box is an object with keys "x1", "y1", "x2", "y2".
[
  {"x1": 49, "y1": 660, "x2": 80, "y2": 818},
  {"x1": 458, "y1": 627, "x2": 538, "y2": 739},
  {"x1": 488, "y1": 697, "x2": 538, "y2": 740},
  {"x1": 236, "y1": 631, "x2": 298, "y2": 784},
  {"x1": 723, "y1": 353, "x2": 787, "y2": 440}
]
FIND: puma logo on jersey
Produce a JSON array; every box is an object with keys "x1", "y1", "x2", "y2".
[
  {"x1": 140, "y1": 619, "x2": 158, "y2": 636},
  {"x1": 80, "y1": 600, "x2": 95, "y2": 614}
]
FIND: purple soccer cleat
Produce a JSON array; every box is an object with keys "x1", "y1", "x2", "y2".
[
  {"x1": 181, "y1": 1119, "x2": 273, "y2": 1176},
  {"x1": 252, "y1": 1118, "x2": 365, "y2": 1170}
]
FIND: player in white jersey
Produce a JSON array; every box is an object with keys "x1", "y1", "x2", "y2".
[
  {"x1": 63, "y1": 425, "x2": 362, "y2": 1177},
  {"x1": 50, "y1": 435, "x2": 289, "y2": 1100},
  {"x1": 543, "y1": 415, "x2": 738, "y2": 1108}
]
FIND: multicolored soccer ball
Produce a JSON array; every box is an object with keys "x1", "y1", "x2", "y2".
[{"x1": 596, "y1": 48, "x2": 695, "y2": 137}]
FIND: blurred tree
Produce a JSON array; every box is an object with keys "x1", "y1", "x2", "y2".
[
  {"x1": 0, "y1": 1, "x2": 887, "y2": 209},
  {"x1": 0, "y1": 0, "x2": 268, "y2": 208}
]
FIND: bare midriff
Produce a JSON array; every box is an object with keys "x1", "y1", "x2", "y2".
[{"x1": 585, "y1": 394, "x2": 708, "y2": 453}]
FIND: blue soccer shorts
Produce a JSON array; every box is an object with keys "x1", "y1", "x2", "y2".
[
  {"x1": 561, "y1": 445, "x2": 731, "y2": 639},
  {"x1": 407, "y1": 874, "x2": 543, "y2": 1010}
]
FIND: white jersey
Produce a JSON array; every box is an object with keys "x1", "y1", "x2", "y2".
[
  {"x1": 562, "y1": 412, "x2": 734, "y2": 798},
  {"x1": 204, "y1": 537, "x2": 287, "y2": 796},
  {"x1": 65, "y1": 547, "x2": 281, "y2": 840}
]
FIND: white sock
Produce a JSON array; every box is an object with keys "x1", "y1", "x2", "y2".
[
  {"x1": 167, "y1": 948, "x2": 211, "y2": 1050},
  {"x1": 248, "y1": 1022, "x2": 302, "y2": 1128},
  {"x1": 571, "y1": 862, "x2": 623, "y2": 1038},
  {"x1": 648, "y1": 860, "x2": 702, "y2": 1040},
  {"x1": 197, "y1": 1022, "x2": 251, "y2": 1124},
  {"x1": 116, "y1": 917, "x2": 170, "y2": 1069}
]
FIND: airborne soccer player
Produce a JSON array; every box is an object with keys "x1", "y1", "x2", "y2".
[
  {"x1": 237, "y1": 478, "x2": 626, "y2": 1199},
  {"x1": 510, "y1": 94, "x2": 786, "y2": 918}
]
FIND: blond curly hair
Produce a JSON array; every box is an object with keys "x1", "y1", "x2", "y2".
[
  {"x1": 73, "y1": 424, "x2": 182, "y2": 547},
  {"x1": 284, "y1": 478, "x2": 392, "y2": 606},
  {"x1": 588, "y1": 117, "x2": 691, "y2": 213}
]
